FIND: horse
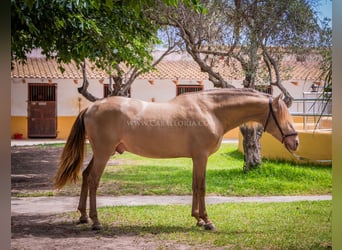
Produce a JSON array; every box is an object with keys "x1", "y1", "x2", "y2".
[{"x1": 54, "y1": 88, "x2": 299, "y2": 231}]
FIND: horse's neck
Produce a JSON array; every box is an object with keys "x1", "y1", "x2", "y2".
[{"x1": 208, "y1": 94, "x2": 269, "y2": 132}]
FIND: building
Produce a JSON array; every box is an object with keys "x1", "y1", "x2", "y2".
[{"x1": 11, "y1": 51, "x2": 324, "y2": 139}]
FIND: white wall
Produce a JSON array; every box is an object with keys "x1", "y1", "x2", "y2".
[
  {"x1": 11, "y1": 78, "x2": 102, "y2": 116},
  {"x1": 11, "y1": 78, "x2": 28, "y2": 116},
  {"x1": 12, "y1": 77, "x2": 318, "y2": 116},
  {"x1": 131, "y1": 79, "x2": 215, "y2": 102},
  {"x1": 131, "y1": 79, "x2": 176, "y2": 102},
  {"x1": 57, "y1": 79, "x2": 97, "y2": 115}
]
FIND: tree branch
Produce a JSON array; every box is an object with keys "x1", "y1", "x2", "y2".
[
  {"x1": 107, "y1": 41, "x2": 181, "y2": 97},
  {"x1": 78, "y1": 62, "x2": 100, "y2": 102},
  {"x1": 261, "y1": 47, "x2": 293, "y2": 107}
]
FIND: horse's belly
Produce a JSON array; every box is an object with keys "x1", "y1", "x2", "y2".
[
  {"x1": 120, "y1": 125, "x2": 221, "y2": 158},
  {"x1": 121, "y1": 139, "x2": 191, "y2": 158}
]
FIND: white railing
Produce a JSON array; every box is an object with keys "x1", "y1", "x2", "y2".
[{"x1": 290, "y1": 92, "x2": 332, "y2": 130}]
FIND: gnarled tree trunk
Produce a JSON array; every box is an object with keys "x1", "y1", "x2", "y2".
[
  {"x1": 238, "y1": 39, "x2": 264, "y2": 172},
  {"x1": 240, "y1": 123, "x2": 264, "y2": 172}
]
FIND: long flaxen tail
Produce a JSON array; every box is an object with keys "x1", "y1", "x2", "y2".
[{"x1": 54, "y1": 108, "x2": 88, "y2": 189}]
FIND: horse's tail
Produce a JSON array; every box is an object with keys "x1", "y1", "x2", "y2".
[{"x1": 54, "y1": 108, "x2": 88, "y2": 189}]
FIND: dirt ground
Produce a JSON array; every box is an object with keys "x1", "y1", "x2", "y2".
[
  {"x1": 11, "y1": 146, "x2": 64, "y2": 196},
  {"x1": 10, "y1": 145, "x2": 205, "y2": 250}
]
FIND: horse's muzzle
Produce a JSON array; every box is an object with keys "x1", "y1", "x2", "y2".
[{"x1": 284, "y1": 135, "x2": 299, "y2": 152}]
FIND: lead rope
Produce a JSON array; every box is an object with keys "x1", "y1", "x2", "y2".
[{"x1": 287, "y1": 149, "x2": 332, "y2": 163}]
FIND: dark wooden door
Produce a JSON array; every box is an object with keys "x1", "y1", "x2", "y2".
[{"x1": 28, "y1": 83, "x2": 57, "y2": 138}]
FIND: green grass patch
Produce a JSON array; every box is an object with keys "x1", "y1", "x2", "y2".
[
  {"x1": 92, "y1": 144, "x2": 331, "y2": 196},
  {"x1": 15, "y1": 191, "x2": 55, "y2": 197},
  {"x1": 65, "y1": 200, "x2": 331, "y2": 249},
  {"x1": 37, "y1": 143, "x2": 66, "y2": 148}
]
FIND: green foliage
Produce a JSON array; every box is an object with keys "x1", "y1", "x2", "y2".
[
  {"x1": 12, "y1": 0, "x2": 156, "y2": 73},
  {"x1": 11, "y1": 0, "x2": 204, "y2": 73}
]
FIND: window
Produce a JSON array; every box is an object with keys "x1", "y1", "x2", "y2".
[
  {"x1": 176, "y1": 85, "x2": 203, "y2": 95},
  {"x1": 28, "y1": 83, "x2": 56, "y2": 101},
  {"x1": 255, "y1": 85, "x2": 273, "y2": 95},
  {"x1": 103, "y1": 84, "x2": 131, "y2": 97},
  {"x1": 103, "y1": 84, "x2": 111, "y2": 98}
]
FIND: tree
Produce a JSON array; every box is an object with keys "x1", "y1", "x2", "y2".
[
  {"x1": 315, "y1": 15, "x2": 332, "y2": 126},
  {"x1": 11, "y1": 0, "x2": 203, "y2": 100},
  {"x1": 153, "y1": 0, "x2": 326, "y2": 171}
]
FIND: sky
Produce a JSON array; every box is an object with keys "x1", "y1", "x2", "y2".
[{"x1": 317, "y1": 0, "x2": 332, "y2": 23}]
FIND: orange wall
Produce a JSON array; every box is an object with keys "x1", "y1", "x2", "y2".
[
  {"x1": 11, "y1": 116, "x2": 76, "y2": 139},
  {"x1": 238, "y1": 130, "x2": 332, "y2": 164},
  {"x1": 223, "y1": 127, "x2": 239, "y2": 139},
  {"x1": 11, "y1": 116, "x2": 27, "y2": 139},
  {"x1": 56, "y1": 116, "x2": 76, "y2": 139}
]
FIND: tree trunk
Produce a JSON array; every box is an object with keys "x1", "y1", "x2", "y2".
[
  {"x1": 239, "y1": 44, "x2": 263, "y2": 172},
  {"x1": 240, "y1": 123, "x2": 264, "y2": 172}
]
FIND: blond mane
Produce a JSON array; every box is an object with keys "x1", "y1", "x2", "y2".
[{"x1": 277, "y1": 98, "x2": 293, "y2": 124}]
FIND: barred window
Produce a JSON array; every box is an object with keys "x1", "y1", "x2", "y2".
[
  {"x1": 255, "y1": 85, "x2": 273, "y2": 95},
  {"x1": 176, "y1": 85, "x2": 203, "y2": 95},
  {"x1": 29, "y1": 83, "x2": 56, "y2": 101},
  {"x1": 104, "y1": 84, "x2": 131, "y2": 97}
]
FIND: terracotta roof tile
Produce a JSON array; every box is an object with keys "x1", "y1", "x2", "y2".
[{"x1": 11, "y1": 57, "x2": 321, "y2": 81}]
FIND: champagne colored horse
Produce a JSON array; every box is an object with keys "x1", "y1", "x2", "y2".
[{"x1": 55, "y1": 88, "x2": 299, "y2": 231}]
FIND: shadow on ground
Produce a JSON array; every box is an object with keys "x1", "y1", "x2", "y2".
[{"x1": 11, "y1": 213, "x2": 192, "y2": 240}]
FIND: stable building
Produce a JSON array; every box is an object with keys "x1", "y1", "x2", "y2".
[{"x1": 11, "y1": 53, "x2": 324, "y2": 140}]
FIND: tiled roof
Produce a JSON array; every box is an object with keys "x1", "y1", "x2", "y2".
[
  {"x1": 11, "y1": 57, "x2": 322, "y2": 81},
  {"x1": 11, "y1": 58, "x2": 105, "y2": 79}
]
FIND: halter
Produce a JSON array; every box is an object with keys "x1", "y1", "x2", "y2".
[{"x1": 263, "y1": 97, "x2": 298, "y2": 143}]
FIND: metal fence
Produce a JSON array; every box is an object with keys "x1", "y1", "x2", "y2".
[{"x1": 290, "y1": 92, "x2": 332, "y2": 130}]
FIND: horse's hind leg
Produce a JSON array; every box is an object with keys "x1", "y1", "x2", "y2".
[
  {"x1": 77, "y1": 157, "x2": 93, "y2": 224},
  {"x1": 191, "y1": 155, "x2": 216, "y2": 231},
  {"x1": 87, "y1": 154, "x2": 110, "y2": 230}
]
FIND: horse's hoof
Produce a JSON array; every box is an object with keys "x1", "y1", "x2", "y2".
[
  {"x1": 78, "y1": 218, "x2": 89, "y2": 224},
  {"x1": 204, "y1": 222, "x2": 216, "y2": 231},
  {"x1": 196, "y1": 219, "x2": 206, "y2": 227},
  {"x1": 92, "y1": 223, "x2": 103, "y2": 231}
]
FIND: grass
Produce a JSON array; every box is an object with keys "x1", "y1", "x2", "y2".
[
  {"x1": 31, "y1": 143, "x2": 332, "y2": 248},
  {"x1": 63, "y1": 200, "x2": 332, "y2": 249},
  {"x1": 75, "y1": 143, "x2": 332, "y2": 196}
]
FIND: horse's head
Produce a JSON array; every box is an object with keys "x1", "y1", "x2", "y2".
[{"x1": 263, "y1": 95, "x2": 299, "y2": 152}]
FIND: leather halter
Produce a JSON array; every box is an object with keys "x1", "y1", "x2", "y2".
[{"x1": 263, "y1": 97, "x2": 298, "y2": 143}]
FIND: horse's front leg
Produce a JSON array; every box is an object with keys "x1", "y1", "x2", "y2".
[
  {"x1": 191, "y1": 155, "x2": 216, "y2": 231},
  {"x1": 77, "y1": 157, "x2": 93, "y2": 224},
  {"x1": 191, "y1": 170, "x2": 204, "y2": 227}
]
